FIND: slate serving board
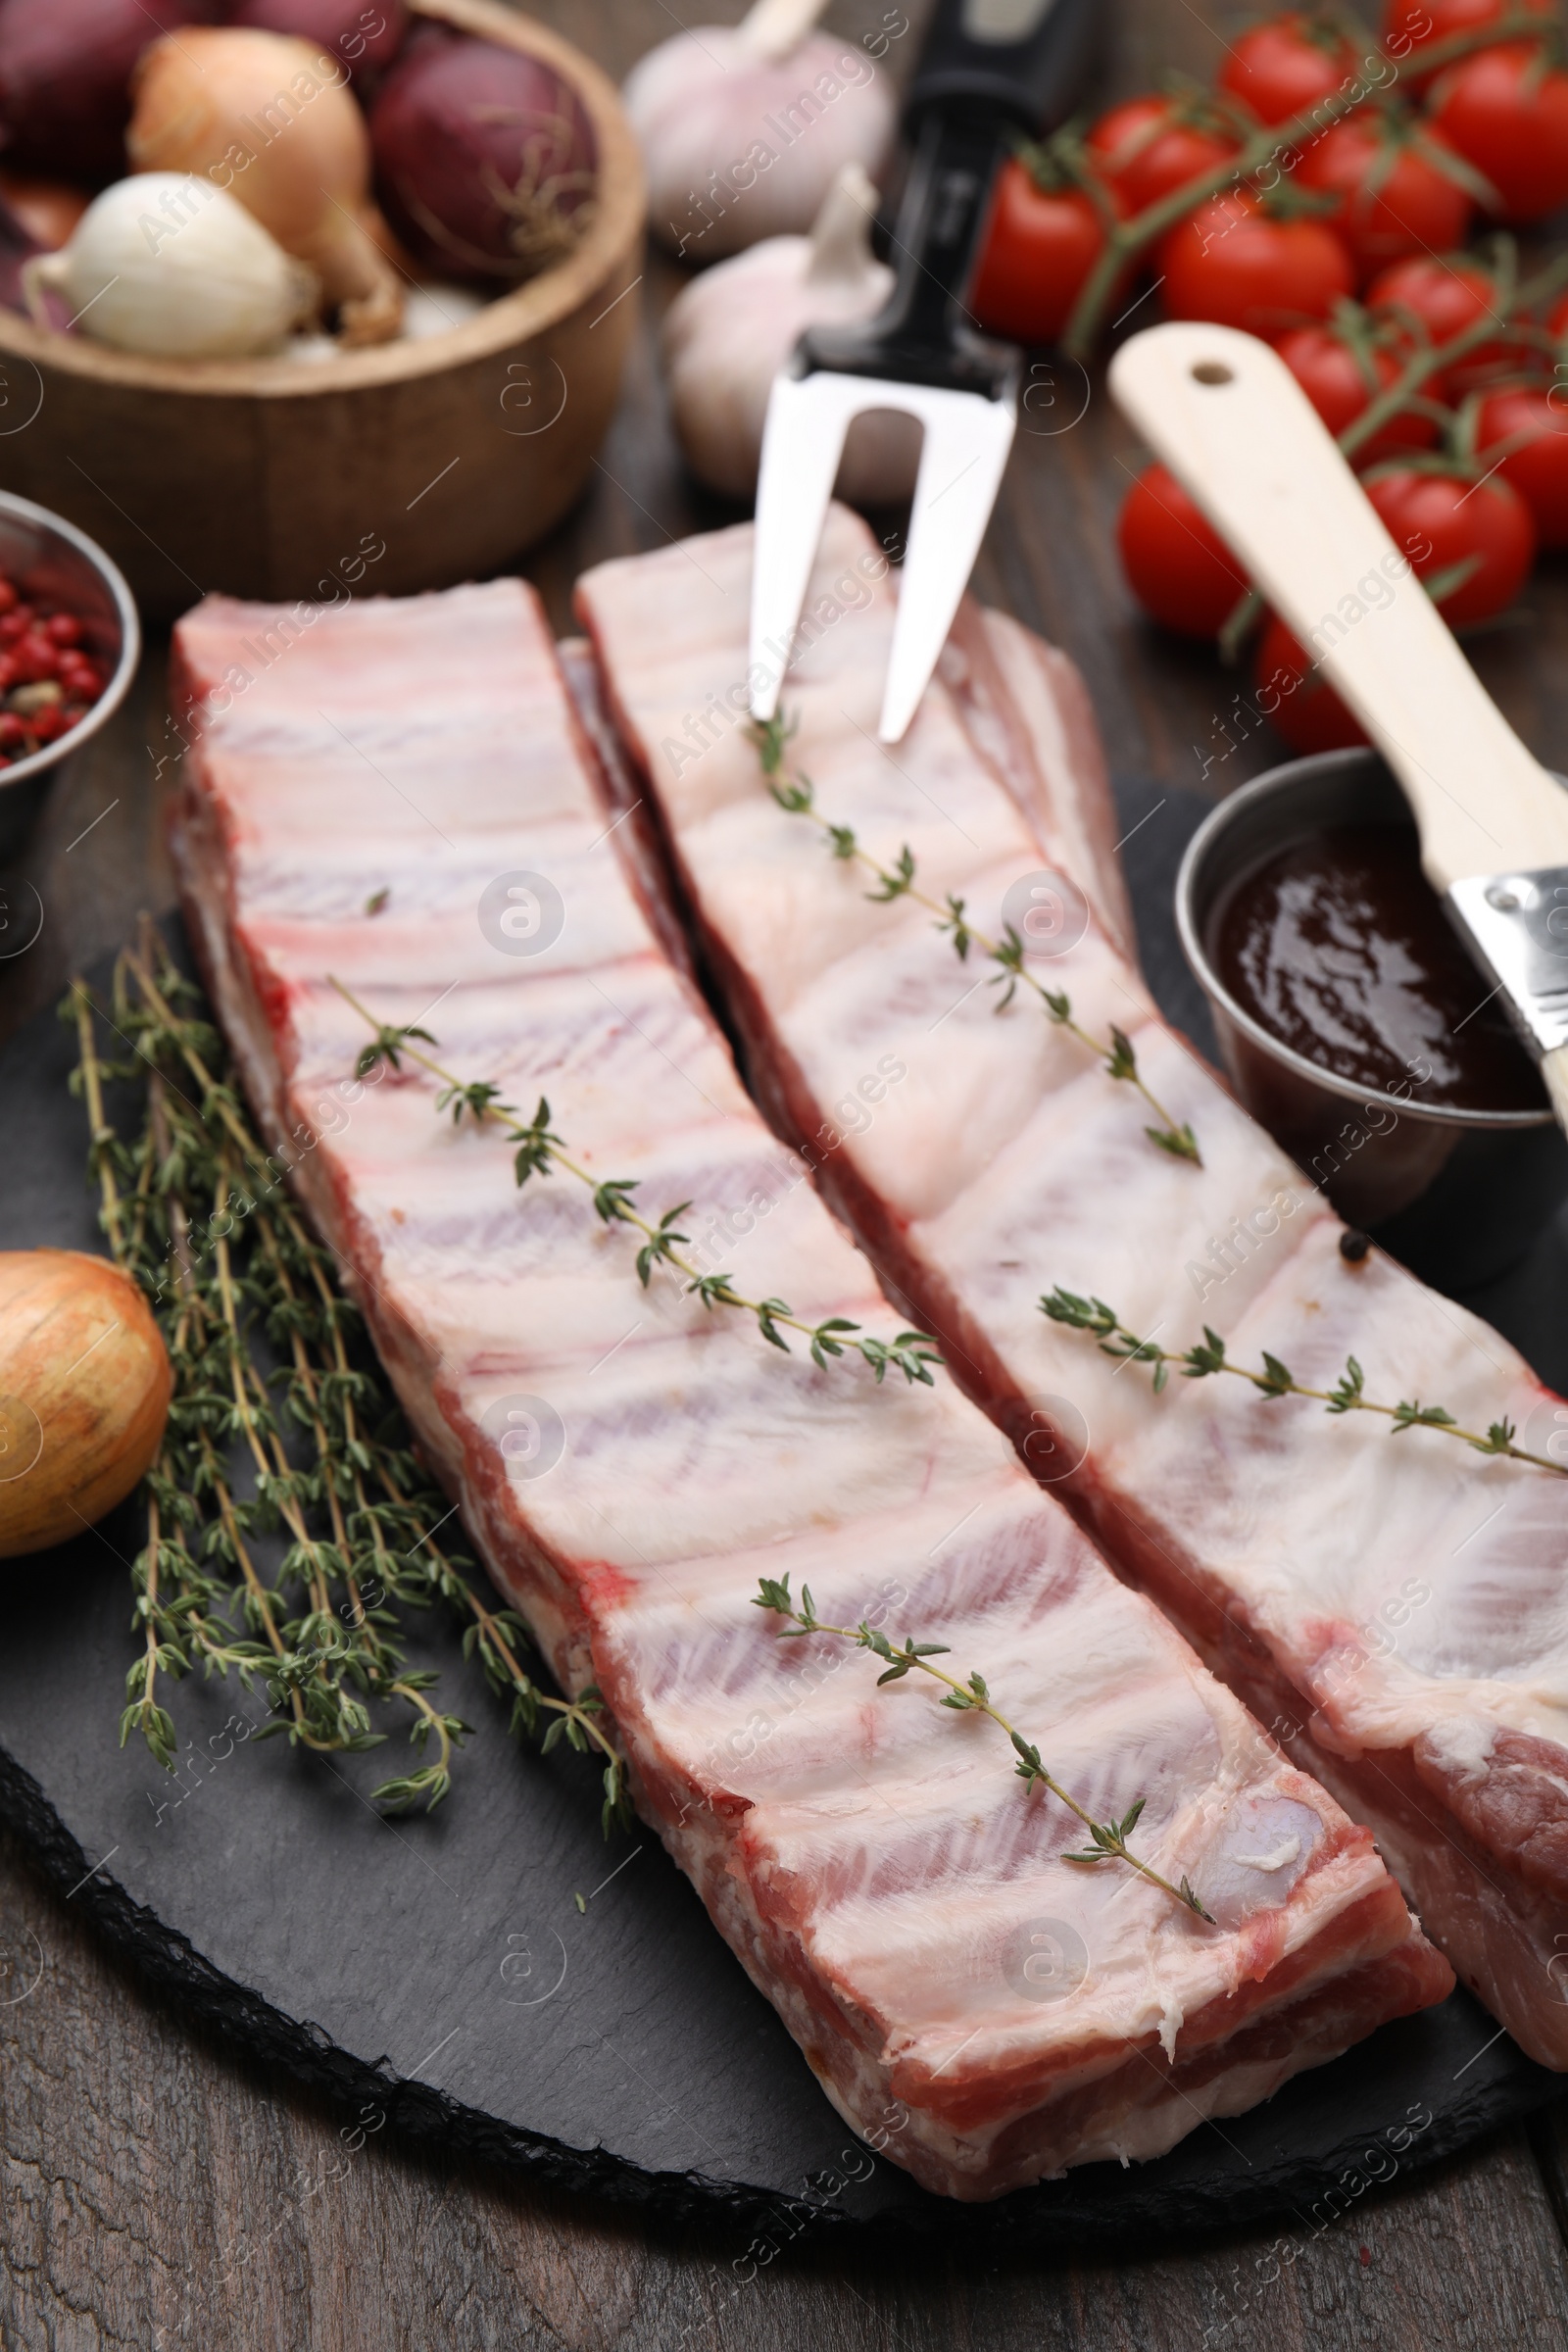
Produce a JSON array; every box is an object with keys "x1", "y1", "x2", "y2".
[{"x1": 1, "y1": 777, "x2": 1563, "y2": 2255}]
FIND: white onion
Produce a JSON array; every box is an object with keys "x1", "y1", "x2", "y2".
[{"x1": 24, "y1": 173, "x2": 317, "y2": 360}]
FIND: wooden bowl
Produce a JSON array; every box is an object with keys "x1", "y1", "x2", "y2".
[{"x1": 0, "y1": 0, "x2": 646, "y2": 619}]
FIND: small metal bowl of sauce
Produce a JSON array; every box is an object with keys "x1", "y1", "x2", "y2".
[{"x1": 1176, "y1": 747, "x2": 1567, "y2": 1289}]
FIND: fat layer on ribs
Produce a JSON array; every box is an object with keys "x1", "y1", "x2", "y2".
[
  {"x1": 574, "y1": 506, "x2": 1568, "y2": 2071},
  {"x1": 168, "y1": 576, "x2": 1448, "y2": 2200}
]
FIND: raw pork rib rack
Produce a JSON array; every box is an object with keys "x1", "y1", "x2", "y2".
[
  {"x1": 576, "y1": 505, "x2": 1568, "y2": 2073},
  {"x1": 169, "y1": 580, "x2": 1446, "y2": 2202}
]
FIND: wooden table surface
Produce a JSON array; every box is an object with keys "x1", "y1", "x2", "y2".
[{"x1": 6, "y1": 2, "x2": 1568, "y2": 2343}]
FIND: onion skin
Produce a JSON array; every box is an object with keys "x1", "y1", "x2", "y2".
[
  {"x1": 0, "y1": 0, "x2": 213, "y2": 186},
  {"x1": 369, "y1": 26, "x2": 597, "y2": 284},
  {"x1": 128, "y1": 26, "x2": 405, "y2": 345},
  {"x1": 0, "y1": 1250, "x2": 170, "y2": 1560}
]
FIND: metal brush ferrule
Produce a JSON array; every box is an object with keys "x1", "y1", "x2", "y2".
[{"x1": 1446, "y1": 866, "x2": 1568, "y2": 1061}]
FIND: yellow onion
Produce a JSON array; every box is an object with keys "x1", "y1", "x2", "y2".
[
  {"x1": 0, "y1": 1250, "x2": 170, "y2": 1559},
  {"x1": 127, "y1": 26, "x2": 404, "y2": 347}
]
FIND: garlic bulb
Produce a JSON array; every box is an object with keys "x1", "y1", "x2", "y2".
[
  {"x1": 24, "y1": 174, "x2": 316, "y2": 360},
  {"x1": 662, "y1": 164, "x2": 918, "y2": 507},
  {"x1": 624, "y1": 0, "x2": 896, "y2": 263},
  {"x1": 128, "y1": 28, "x2": 403, "y2": 347}
]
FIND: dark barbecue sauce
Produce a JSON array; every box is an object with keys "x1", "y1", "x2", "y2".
[{"x1": 1209, "y1": 821, "x2": 1546, "y2": 1113}]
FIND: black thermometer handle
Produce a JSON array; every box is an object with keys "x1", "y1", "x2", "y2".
[
  {"x1": 801, "y1": 0, "x2": 1102, "y2": 387},
  {"x1": 904, "y1": 0, "x2": 1102, "y2": 136}
]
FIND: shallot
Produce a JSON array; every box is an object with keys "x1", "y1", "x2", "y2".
[
  {"x1": 0, "y1": 1250, "x2": 170, "y2": 1559},
  {"x1": 24, "y1": 174, "x2": 316, "y2": 359},
  {"x1": 0, "y1": 193, "x2": 38, "y2": 319},
  {"x1": 0, "y1": 172, "x2": 90, "y2": 253},
  {"x1": 127, "y1": 27, "x2": 404, "y2": 345},
  {"x1": 662, "y1": 163, "x2": 916, "y2": 505},
  {"x1": 624, "y1": 0, "x2": 896, "y2": 263},
  {"x1": 0, "y1": 0, "x2": 211, "y2": 185},
  {"x1": 369, "y1": 25, "x2": 597, "y2": 283}
]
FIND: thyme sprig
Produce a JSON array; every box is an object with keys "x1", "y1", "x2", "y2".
[
  {"x1": 753, "y1": 716, "x2": 1200, "y2": 1166},
  {"x1": 753, "y1": 1576, "x2": 1211, "y2": 1921},
  {"x1": 66, "y1": 933, "x2": 630, "y2": 1830},
  {"x1": 332, "y1": 979, "x2": 942, "y2": 1388},
  {"x1": 1041, "y1": 1286, "x2": 1568, "y2": 1478}
]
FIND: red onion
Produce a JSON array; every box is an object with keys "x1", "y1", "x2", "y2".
[
  {"x1": 226, "y1": 0, "x2": 407, "y2": 79},
  {"x1": 369, "y1": 26, "x2": 597, "y2": 284},
  {"x1": 0, "y1": 0, "x2": 215, "y2": 185}
]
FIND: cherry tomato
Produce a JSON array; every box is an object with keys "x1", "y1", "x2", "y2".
[
  {"x1": 1429, "y1": 43, "x2": 1568, "y2": 223},
  {"x1": 1295, "y1": 116, "x2": 1473, "y2": 277},
  {"x1": 1159, "y1": 192, "x2": 1354, "y2": 337},
  {"x1": 1254, "y1": 615, "x2": 1367, "y2": 755},
  {"x1": 1116, "y1": 464, "x2": 1250, "y2": 637},
  {"x1": 968, "y1": 160, "x2": 1113, "y2": 343},
  {"x1": 1083, "y1": 97, "x2": 1238, "y2": 218},
  {"x1": 1475, "y1": 387, "x2": 1568, "y2": 546},
  {"x1": 1216, "y1": 13, "x2": 1360, "y2": 125},
  {"x1": 1365, "y1": 255, "x2": 1531, "y2": 393},
  {"x1": 1275, "y1": 326, "x2": 1440, "y2": 461},
  {"x1": 1364, "y1": 466, "x2": 1536, "y2": 624},
  {"x1": 1382, "y1": 0, "x2": 1555, "y2": 89}
]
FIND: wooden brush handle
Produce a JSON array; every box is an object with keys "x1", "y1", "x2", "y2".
[
  {"x1": 1108, "y1": 321, "x2": 1568, "y2": 893},
  {"x1": 1544, "y1": 1045, "x2": 1568, "y2": 1135}
]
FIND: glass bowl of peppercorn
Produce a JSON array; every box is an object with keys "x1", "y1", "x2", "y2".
[{"x1": 0, "y1": 490, "x2": 139, "y2": 855}]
